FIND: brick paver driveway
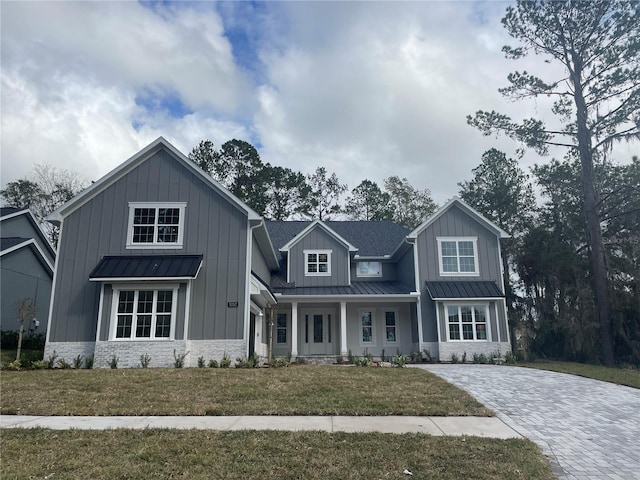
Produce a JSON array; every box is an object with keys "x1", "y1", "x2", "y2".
[{"x1": 414, "y1": 364, "x2": 640, "y2": 480}]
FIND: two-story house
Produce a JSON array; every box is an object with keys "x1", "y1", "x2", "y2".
[{"x1": 44, "y1": 137, "x2": 510, "y2": 367}]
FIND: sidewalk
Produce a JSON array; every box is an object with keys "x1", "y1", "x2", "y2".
[{"x1": 0, "y1": 415, "x2": 520, "y2": 438}]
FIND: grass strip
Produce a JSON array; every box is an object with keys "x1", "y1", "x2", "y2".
[
  {"x1": 516, "y1": 361, "x2": 640, "y2": 389},
  {"x1": 0, "y1": 365, "x2": 491, "y2": 416},
  {"x1": 0, "y1": 429, "x2": 554, "y2": 480}
]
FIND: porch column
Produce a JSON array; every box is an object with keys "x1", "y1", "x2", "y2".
[
  {"x1": 340, "y1": 301, "x2": 347, "y2": 356},
  {"x1": 291, "y1": 301, "x2": 298, "y2": 359},
  {"x1": 416, "y1": 297, "x2": 425, "y2": 351}
]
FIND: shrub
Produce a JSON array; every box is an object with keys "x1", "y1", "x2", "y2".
[
  {"x1": 6, "y1": 360, "x2": 21, "y2": 371},
  {"x1": 450, "y1": 353, "x2": 460, "y2": 364},
  {"x1": 22, "y1": 333, "x2": 46, "y2": 350},
  {"x1": 46, "y1": 351, "x2": 59, "y2": 369},
  {"x1": 422, "y1": 348, "x2": 433, "y2": 362},
  {"x1": 354, "y1": 356, "x2": 371, "y2": 367},
  {"x1": 57, "y1": 358, "x2": 72, "y2": 369},
  {"x1": 208, "y1": 359, "x2": 219, "y2": 368},
  {"x1": 220, "y1": 353, "x2": 231, "y2": 368},
  {"x1": 269, "y1": 357, "x2": 289, "y2": 368},
  {"x1": 197, "y1": 356, "x2": 205, "y2": 368},
  {"x1": 392, "y1": 354, "x2": 407, "y2": 367},
  {"x1": 0, "y1": 330, "x2": 19, "y2": 349},
  {"x1": 461, "y1": 351, "x2": 467, "y2": 364},
  {"x1": 108, "y1": 355, "x2": 119, "y2": 369},
  {"x1": 472, "y1": 353, "x2": 489, "y2": 364},
  {"x1": 31, "y1": 359, "x2": 48, "y2": 370},
  {"x1": 140, "y1": 353, "x2": 151, "y2": 368},
  {"x1": 73, "y1": 355, "x2": 84, "y2": 369},
  {"x1": 410, "y1": 351, "x2": 422, "y2": 363},
  {"x1": 84, "y1": 355, "x2": 94, "y2": 369},
  {"x1": 173, "y1": 350, "x2": 188, "y2": 368}
]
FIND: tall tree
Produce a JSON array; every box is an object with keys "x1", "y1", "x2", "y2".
[
  {"x1": 344, "y1": 179, "x2": 391, "y2": 221},
  {"x1": 458, "y1": 149, "x2": 537, "y2": 349},
  {"x1": 303, "y1": 167, "x2": 347, "y2": 221},
  {"x1": 262, "y1": 165, "x2": 311, "y2": 220},
  {"x1": 188, "y1": 140, "x2": 219, "y2": 176},
  {"x1": 383, "y1": 176, "x2": 436, "y2": 229},
  {"x1": 467, "y1": 0, "x2": 640, "y2": 365}
]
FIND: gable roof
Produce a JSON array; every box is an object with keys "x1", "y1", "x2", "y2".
[
  {"x1": 0, "y1": 237, "x2": 54, "y2": 274},
  {"x1": 0, "y1": 208, "x2": 56, "y2": 260},
  {"x1": 278, "y1": 220, "x2": 358, "y2": 253},
  {"x1": 408, "y1": 197, "x2": 510, "y2": 239},
  {"x1": 46, "y1": 137, "x2": 261, "y2": 225},
  {"x1": 266, "y1": 220, "x2": 410, "y2": 261}
]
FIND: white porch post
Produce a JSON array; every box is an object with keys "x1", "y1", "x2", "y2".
[
  {"x1": 416, "y1": 297, "x2": 425, "y2": 352},
  {"x1": 340, "y1": 301, "x2": 347, "y2": 356},
  {"x1": 291, "y1": 301, "x2": 298, "y2": 359}
]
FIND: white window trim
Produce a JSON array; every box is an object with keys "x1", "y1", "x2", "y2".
[
  {"x1": 304, "y1": 249, "x2": 332, "y2": 276},
  {"x1": 382, "y1": 308, "x2": 399, "y2": 345},
  {"x1": 109, "y1": 284, "x2": 179, "y2": 341},
  {"x1": 444, "y1": 303, "x2": 490, "y2": 342},
  {"x1": 356, "y1": 261, "x2": 383, "y2": 278},
  {"x1": 358, "y1": 308, "x2": 376, "y2": 346},
  {"x1": 437, "y1": 237, "x2": 479, "y2": 277},
  {"x1": 126, "y1": 202, "x2": 186, "y2": 249}
]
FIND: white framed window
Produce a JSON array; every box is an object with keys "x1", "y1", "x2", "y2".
[
  {"x1": 383, "y1": 310, "x2": 398, "y2": 344},
  {"x1": 304, "y1": 249, "x2": 331, "y2": 276},
  {"x1": 111, "y1": 286, "x2": 178, "y2": 340},
  {"x1": 126, "y1": 203, "x2": 186, "y2": 249},
  {"x1": 360, "y1": 310, "x2": 375, "y2": 344},
  {"x1": 276, "y1": 313, "x2": 287, "y2": 344},
  {"x1": 437, "y1": 237, "x2": 478, "y2": 276},
  {"x1": 357, "y1": 261, "x2": 382, "y2": 277},
  {"x1": 446, "y1": 304, "x2": 489, "y2": 341}
]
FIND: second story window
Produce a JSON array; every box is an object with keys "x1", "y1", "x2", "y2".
[
  {"x1": 437, "y1": 237, "x2": 478, "y2": 276},
  {"x1": 304, "y1": 249, "x2": 331, "y2": 276},
  {"x1": 127, "y1": 203, "x2": 186, "y2": 249}
]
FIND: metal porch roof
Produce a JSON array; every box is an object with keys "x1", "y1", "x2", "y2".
[
  {"x1": 89, "y1": 255, "x2": 203, "y2": 280},
  {"x1": 426, "y1": 281, "x2": 504, "y2": 299}
]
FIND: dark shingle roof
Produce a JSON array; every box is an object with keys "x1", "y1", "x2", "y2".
[
  {"x1": 90, "y1": 255, "x2": 203, "y2": 280},
  {"x1": 0, "y1": 207, "x2": 25, "y2": 217},
  {"x1": 265, "y1": 220, "x2": 409, "y2": 260},
  {"x1": 426, "y1": 281, "x2": 504, "y2": 299},
  {"x1": 274, "y1": 281, "x2": 414, "y2": 296},
  {"x1": 1, "y1": 237, "x2": 31, "y2": 251}
]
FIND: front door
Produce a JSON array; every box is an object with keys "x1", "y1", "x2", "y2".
[{"x1": 302, "y1": 310, "x2": 335, "y2": 355}]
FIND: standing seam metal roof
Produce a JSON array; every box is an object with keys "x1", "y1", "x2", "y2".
[
  {"x1": 89, "y1": 255, "x2": 203, "y2": 279},
  {"x1": 425, "y1": 281, "x2": 504, "y2": 299}
]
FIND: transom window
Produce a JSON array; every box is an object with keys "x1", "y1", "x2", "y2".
[
  {"x1": 276, "y1": 313, "x2": 287, "y2": 344},
  {"x1": 384, "y1": 311, "x2": 397, "y2": 343},
  {"x1": 361, "y1": 311, "x2": 374, "y2": 343},
  {"x1": 437, "y1": 237, "x2": 478, "y2": 276},
  {"x1": 357, "y1": 261, "x2": 382, "y2": 277},
  {"x1": 304, "y1": 249, "x2": 331, "y2": 276},
  {"x1": 113, "y1": 287, "x2": 177, "y2": 340},
  {"x1": 127, "y1": 203, "x2": 186, "y2": 248},
  {"x1": 447, "y1": 305, "x2": 488, "y2": 341}
]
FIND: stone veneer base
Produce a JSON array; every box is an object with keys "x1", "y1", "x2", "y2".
[{"x1": 438, "y1": 341, "x2": 511, "y2": 363}]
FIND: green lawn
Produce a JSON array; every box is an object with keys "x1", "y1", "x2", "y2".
[
  {"x1": 0, "y1": 365, "x2": 492, "y2": 416},
  {"x1": 516, "y1": 361, "x2": 640, "y2": 389},
  {"x1": 0, "y1": 429, "x2": 554, "y2": 480}
]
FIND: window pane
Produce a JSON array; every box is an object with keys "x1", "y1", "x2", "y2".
[
  {"x1": 474, "y1": 307, "x2": 486, "y2": 322},
  {"x1": 313, "y1": 315, "x2": 323, "y2": 343},
  {"x1": 137, "y1": 291, "x2": 154, "y2": 313},
  {"x1": 308, "y1": 253, "x2": 317, "y2": 263},
  {"x1": 118, "y1": 291, "x2": 135, "y2": 313},
  {"x1": 318, "y1": 253, "x2": 328, "y2": 263},
  {"x1": 133, "y1": 208, "x2": 155, "y2": 225},
  {"x1": 386, "y1": 327, "x2": 396, "y2": 342},
  {"x1": 449, "y1": 323, "x2": 460, "y2": 340},
  {"x1": 442, "y1": 257, "x2": 458, "y2": 272},
  {"x1": 441, "y1": 241, "x2": 457, "y2": 256},
  {"x1": 304, "y1": 315, "x2": 309, "y2": 343},
  {"x1": 116, "y1": 315, "x2": 132, "y2": 338},
  {"x1": 277, "y1": 313, "x2": 287, "y2": 343},
  {"x1": 458, "y1": 241, "x2": 474, "y2": 256},
  {"x1": 308, "y1": 263, "x2": 318, "y2": 273},
  {"x1": 447, "y1": 306, "x2": 459, "y2": 322},
  {"x1": 362, "y1": 327, "x2": 372, "y2": 343},
  {"x1": 318, "y1": 263, "x2": 328, "y2": 272},
  {"x1": 155, "y1": 315, "x2": 171, "y2": 338},
  {"x1": 385, "y1": 311, "x2": 396, "y2": 326},
  {"x1": 459, "y1": 257, "x2": 476, "y2": 272},
  {"x1": 476, "y1": 323, "x2": 487, "y2": 340},
  {"x1": 327, "y1": 314, "x2": 331, "y2": 343},
  {"x1": 277, "y1": 313, "x2": 287, "y2": 328},
  {"x1": 158, "y1": 208, "x2": 179, "y2": 225},
  {"x1": 462, "y1": 323, "x2": 474, "y2": 340},
  {"x1": 362, "y1": 312, "x2": 373, "y2": 342},
  {"x1": 136, "y1": 315, "x2": 152, "y2": 337},
  {"x1": 461, "y1": 307, "x2": 473, "y2": 322},
  {"x1": 156, "y1": 291, "x2": 173, "y2": 313},
  {"x1": 157, "y1": 226, "x2": 178, "y2": 243},
  {"x1": 133, "y1": 226, "x2": 155, "y2": 243},
  {"x1": 361, "y1": 312, "x2": 372, "y2": 327}
]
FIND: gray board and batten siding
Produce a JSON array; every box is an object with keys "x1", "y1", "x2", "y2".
[
  {"x1": 48, "y1": 148, "x2": 250, "y2": 344},
  {"x1": 0, "y1": 210, "x2": 55, "y2": 265},
  {"x1": 286, "y1": 226, "x2": 351, "y2": 287}
]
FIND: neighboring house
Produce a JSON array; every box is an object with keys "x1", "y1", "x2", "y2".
[
  {"x1": 1, "y1": 208, "x2": 56, "y2": 333},
  {"x1": 45, "y1": 137, "x2": 511, "y2": 367}
]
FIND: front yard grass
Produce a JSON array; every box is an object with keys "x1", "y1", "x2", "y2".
[
  {"x1": 0, "y1": 365, "x2": 492, "y2": 416},
  {"x1": 0, "y1": 429, "x2": 554, "y2": 480},
  {"x1": 517, "y1": 361, "x2": 640, "y2": 389}
]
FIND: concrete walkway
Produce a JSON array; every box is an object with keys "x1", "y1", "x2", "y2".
[
  {"x1": 413, "y1": 364, "x2": 640, "y2": 480},
  {"x1": 0, "y1": 414, "x2": 518, "y2": 438}
]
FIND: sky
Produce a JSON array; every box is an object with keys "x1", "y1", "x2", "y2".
[{"x1": 1, "y1": 0, "x2": 636, "y2": 206}]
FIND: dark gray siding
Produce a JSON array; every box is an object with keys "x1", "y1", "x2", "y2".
[
  {"x1": 288, "y1": 227, "x2": 350, "y2": 287},
  {"x1": 251, "y1": 237, "x2": 271, "y2": 283},
  {"x1": 396, "y1": 246, "x2": 416, "y2": 291},
  {"x1": 0, "y1": 247, "x2": 52, "y2": 332},
  {"x1": 416, "y1": 204, "x2": 502, "y2": 283},
  {"x1": 49, "y1": 149, "x2": 249, "y2": 343},
  {"x1": 1, "y1": 214, "x2": 55, "y2": 265}
]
